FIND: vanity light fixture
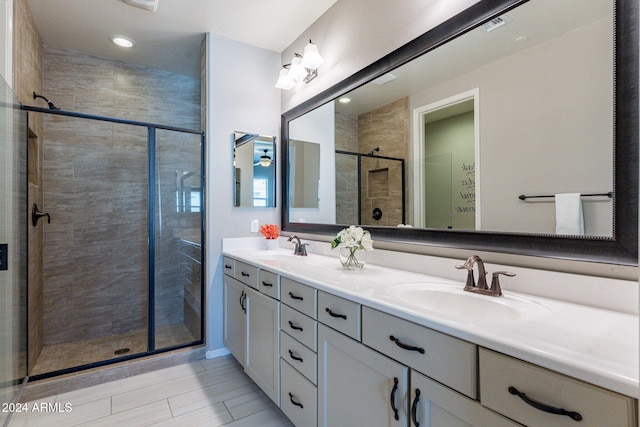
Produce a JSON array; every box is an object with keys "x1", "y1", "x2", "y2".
[
  {"x1": 259, "y1": 149, "x2": 273, "y2": 167},
  {"x1": 111, "y1": 35, "x2": 135, "y2": 48},
  {"x1": 275, "y1": 40, "x2": 324, "y2": 90}
]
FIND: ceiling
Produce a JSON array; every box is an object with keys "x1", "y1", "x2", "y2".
[{"x1": 27, "y1": 0, "x2": 337, "y2": 78}]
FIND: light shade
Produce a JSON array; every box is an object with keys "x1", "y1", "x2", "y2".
[
  {"x1": 259, "y1": 150, "x2": 272, "y2": 167},
  {"x1": 300, "y1": 40, "x2": 324, "y2": 70},
  {"x1": 111, "y1": 35, "x2": 135, "y2": 48},
  {"x1": 274, "y1": 68, "x2": 296, "y2": 90},
  {"x1": 288, "y1": 55, "x2": 307, "y2": 82}
]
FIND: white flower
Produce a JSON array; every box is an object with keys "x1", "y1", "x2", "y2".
[{"x1": 331, "y1": 225, "x2": 374, "y2": 251}]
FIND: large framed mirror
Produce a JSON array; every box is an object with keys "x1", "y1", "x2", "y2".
[
  {"x1": 282, "y1": 0, "x2": 638, "y2": 265},
  {"x1": 234, "y1": 132, "x2": 276, "y2": 207}
]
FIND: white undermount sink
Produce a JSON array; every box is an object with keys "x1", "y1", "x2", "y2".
[{"x1": 388, "y1": 282, "x2": 550, "y2": 321}]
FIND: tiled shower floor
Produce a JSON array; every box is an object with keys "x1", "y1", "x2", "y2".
[{"x1": 31, "y1": 324, "x2": 197, "y2": 376}]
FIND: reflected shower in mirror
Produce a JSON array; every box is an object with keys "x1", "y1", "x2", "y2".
[
  {"x1": 283, "y1": 0, "x2": 638, "y2": 265},
  {"x1": 234, "y1": 132, "x2": 276, "y2": 208},
  {"x1": 176, "y1": 170, "x2": 201, "y2": 213}
]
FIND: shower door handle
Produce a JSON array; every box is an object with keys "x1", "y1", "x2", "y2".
[{"x1": 32, "y1": 204, "x2": 51, "y2": 227}]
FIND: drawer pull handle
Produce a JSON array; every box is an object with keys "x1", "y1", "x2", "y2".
[
  {"x1": 262, "y1": 281, "x2": 273, "y2": 287},
  {"x1": 224, "y1": 264, "x2": 232, "y2": 269},
  {"x1": 289, "y1": 392, "x2": 304, "y2": 409},
  {"x1": 288, "y1": 292, "x2": 304, "y2": 301},
  {"x1": 390, "y1": 377, "x2": 399, "y2": 421},
  {"x1": 288, "y1": 349, "x2": 304, "y2": 363},
  {"x1": 508, "y1": 386, "x2": 583, "y2": 421},
  {"x1": 241, "y1": 271, "x2": 250, "y2": 277},
  {"x1": 411, "y1": 388, "x2": 421, "y2": 427},
  {"x1": 325, "y1": 308, "x2": 347, "y2": 319},
  {"x1": 389, "y1": 336, "x2": 425, "y2": 354},
  {"x1": 288, "y1": 321, "x2": 303, "y2": 331}
]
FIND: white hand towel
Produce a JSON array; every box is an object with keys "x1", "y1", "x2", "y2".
[{"x1": 555, "y1": 193, "x2": 584, "y2": 235}]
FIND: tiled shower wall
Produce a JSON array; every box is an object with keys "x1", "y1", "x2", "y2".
[
  {"x1": 334, "y1": 97, "x2": 408, "y2": 227},
  {"x1": 41, "y1": 46, "x2": 201, "y2": 346}
]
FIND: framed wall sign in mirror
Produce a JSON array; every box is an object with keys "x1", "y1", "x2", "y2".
[
  {"x1": 234, "y1": 132, "x2": 276, "y2": 208},
  {"x1": 282, "y1": 0, "x2": 638, "y2": 265}
]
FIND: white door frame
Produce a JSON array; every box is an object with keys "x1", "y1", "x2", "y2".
[{"x1": 412, "y1": 88, "x2": 480, "y2": 229}]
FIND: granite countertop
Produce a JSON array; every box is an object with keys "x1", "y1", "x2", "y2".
[{"x1": 223, "y1": 247, "x2": 639, "y2": 399}]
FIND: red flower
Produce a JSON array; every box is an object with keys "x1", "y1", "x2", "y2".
[{"x1": 260, "y1": 224, "x2": 280, "y2": 239}]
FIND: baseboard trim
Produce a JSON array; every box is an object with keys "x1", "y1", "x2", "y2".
[{"x1": 206, "y1": 347, "x2": 231, "y2": 359}]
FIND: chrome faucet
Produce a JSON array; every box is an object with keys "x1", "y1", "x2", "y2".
[
  {"x1": 456, "y1": 255, "x2": 514, "y2": 297},
  {"x1": 287, "y1": 235, "x2": 308, "y2": 256}
]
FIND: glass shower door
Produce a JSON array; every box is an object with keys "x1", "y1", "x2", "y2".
[
  {"x1": 0, "y1": 77, "x2": 28, "y2": 423},
  {"x1": 153, "y1": 129, "x2": 203, "y2": 349}
]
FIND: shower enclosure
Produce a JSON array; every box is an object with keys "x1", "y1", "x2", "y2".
[
  {"x1": 23, "y1": 106, "x2": 205, "y2": 378},
  {"x1": 0, "y1": 75, "x2": 28, "y2": 426},
  {"x1": 335, "y1": 150, "x2": 405, "y2": 226}
]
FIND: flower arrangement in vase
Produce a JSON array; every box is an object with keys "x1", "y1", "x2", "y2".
[
  {"x1": 331, "y1": 225, "x2": 374, "y2": 269},
  {"x1": 260, "y1": 224, "x2": 280, "y2": 249}
]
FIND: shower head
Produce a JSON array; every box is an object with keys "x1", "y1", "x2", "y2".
[{"x1": 33, "y1": 92, "x2": 61, "y2": 110}]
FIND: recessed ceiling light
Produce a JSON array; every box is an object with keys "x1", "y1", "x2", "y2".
[
  {"x1": 338, "y1": 97, "x2": 351, "y2": 104},
  {"x1": 111, "y1": 35, "x2": 135, "y2": 48}
]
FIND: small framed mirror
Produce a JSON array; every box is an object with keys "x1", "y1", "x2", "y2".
[{"x1": 234, "y1": 132, "x2": 276, "y2": 208}]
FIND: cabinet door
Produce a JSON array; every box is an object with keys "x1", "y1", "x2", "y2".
[
  {"x1": 318, "y1": 324, "x2": 409, "y2": 427},
  {"x1": 223, "y1": 276, "x2": 246, "y2": 366},
  {"x1": 410, "y1": 370, "x2": 520, "y2": 427},
  {"x1": 245, "y1": 287, "x2": 280, "y2": 405}
]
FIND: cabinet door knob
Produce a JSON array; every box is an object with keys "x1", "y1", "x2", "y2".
[
  {"x1": 390, "y1": 377, "x2": 400, "y2": 421},
  {"x1": 411, "y1": 388, "x2": 421, "y2": 426},
  {"x1": 508, "y1": 386, "x2": 582, "y2": 421}
]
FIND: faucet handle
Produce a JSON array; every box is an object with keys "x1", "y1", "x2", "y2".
[
  {"x1": 299, "y1": 243, "x2": 309, "y2": 256},
  {"x1": 455, "y1": 264, "x2": 475, "y2": 289},
  {"x1": 490, "y1": 271, "x2": 516, "y2": 296}
]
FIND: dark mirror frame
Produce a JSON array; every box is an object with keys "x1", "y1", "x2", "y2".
[{"x1": 281, "y1": 0, "x2": 638, "y2": 265}]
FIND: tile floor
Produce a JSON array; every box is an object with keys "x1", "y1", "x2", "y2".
[
  {"x1": 10, "y1": 355, "x2": 294, "y2": 427},
  {"x1": 30, "y1": 324, "x2": 197, "y2": 376}
]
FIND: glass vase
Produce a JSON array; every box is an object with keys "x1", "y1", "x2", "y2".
[{"x1": 339, "y1": 247, "x2": 366, "y2": 270}]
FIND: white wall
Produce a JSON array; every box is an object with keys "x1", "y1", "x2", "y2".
[
  {"x1": 206, "y1": 34, "x2": 281, "y2": 354},
  {"x1": 289, "y1": 101, "x2": 336, "y2": 223},
  {"x1": 0, "y1": 0, "x2": 12, "y2": 86},
  {"x1": 280, "y1": 0, "x2": 480, "y2": 112}
]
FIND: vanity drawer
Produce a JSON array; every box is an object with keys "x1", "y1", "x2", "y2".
[
  {"x1": 280, "y1": 304, "x2": 317, "y2": 351},
  {"x1": 280, "y1": 331, "x2": 317, "y2": 384},
  {"x1": 234, "y1": 261, "x2": 258, "y2": 289},
  {"x1": 280, "y1": 359, "x2": 317, "y2": 427},
  {"x1": 222, "y1": 256, "x2": 235, "y2": 277},
  {"x1": 317, "y1": 291, "x2": 361, "y2": 341},
  {"x1": 362, "y1": 306, "x2": 476, "y2": 398},
  {"x1": 479, "y1": 348, "x2": 637, "y2": 427},
  {"x1": 281, "y1": 277, "x2": 317, "y2": 318},
  {"x1": 258, "y1": 269, "x2": 280, "y2": 300}
]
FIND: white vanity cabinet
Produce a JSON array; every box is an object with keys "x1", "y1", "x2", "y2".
[
  {"x1": 410, "y1": 370, "x2": 520, "y2": 427},
  {"x1": 244, "y1": 286, "x2": 280, "y2": 405},
  {"x1": 318, "y1": 323, "x2": 409, "y2": 426},
  {"x1": 279, "y1": 277, "x2": 318, "y2": 427},
  {"x1": 479, "y1": 348, "x2": 638, "y2": 427},
  {"x1": 223, "y1": 257, "x2": 280, "y2": 405},
  {"x1": 222, "y1": 272, "x2": 245, "y2": 365}
]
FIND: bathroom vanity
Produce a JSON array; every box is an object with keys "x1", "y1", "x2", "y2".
[{"x1": 222, "y1": 244, "x2": 638, "y2": 427}]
